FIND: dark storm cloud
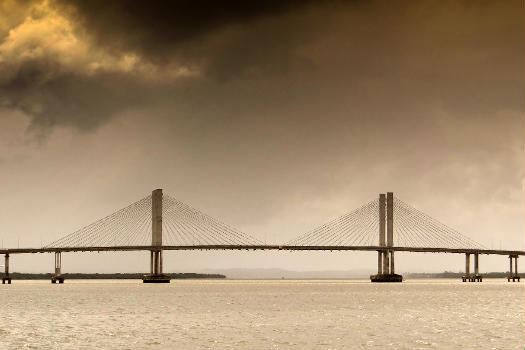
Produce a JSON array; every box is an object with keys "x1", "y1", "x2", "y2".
[
  {"x1": 57, "y1": 0, "x2": 319, "y2": 61},
  {"x1": 1, "y1": 0, "x2": 327, "y2": 132},
  {"x1": 56, "y1": 0, "x2": 334, "y2": 81},
  {"x1": 0, "y1": 0, "x2": 522, "y2": 133},
  {"x1": 1, "y1": 62, "x2": 144, "y2": 133}
]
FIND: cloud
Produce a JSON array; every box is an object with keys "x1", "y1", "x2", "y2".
[
  {"x1": 0, "y1": 0, "x2": 203, "y2": 133},
  {"x1": 55, "y1": 0, "x2": 317, "y2": 61},
  {"x1": 0, "y1": 0, "x2": 522, "y2": 135}
]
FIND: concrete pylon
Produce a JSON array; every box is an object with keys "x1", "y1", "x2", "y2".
[
  {"x1": 152, "y1": 189, "x2": 162, "y2": 246},
  {"x1": 387, "y1": 193, "x2": 397, "y2": 277},
  {"x1": 371, "y1": 192, "x2": 402, "y2": 282},
  {"x1": 378, "y1": 194, "x2": 385, "y2": 274},
  {"x1": 143, "y1": 189, "x2": 171, "y2": 283},
  {"x1": 386, "y1": 192, "x2": 393, "y2": 248}
]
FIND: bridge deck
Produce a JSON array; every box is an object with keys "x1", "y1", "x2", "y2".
[{"x1": 1, "y1": 245, "x2": 523, "y2": 256}]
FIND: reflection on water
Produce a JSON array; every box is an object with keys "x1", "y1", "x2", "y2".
[{"x1": 0, "y1": 279, "x2": 523, "y2": 349}]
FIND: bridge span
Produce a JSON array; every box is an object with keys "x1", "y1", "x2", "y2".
[{"x1": 2, "y1": 189, "x2": 523, "y2": 284}]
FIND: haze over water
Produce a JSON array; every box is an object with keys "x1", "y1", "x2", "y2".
[{"x1": 1, "y1": 279, "x2": 523, "y2": 349}]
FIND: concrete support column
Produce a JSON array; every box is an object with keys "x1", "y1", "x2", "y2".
[
  {"x1": 54, "y1": 252, "x2": 62, "y2": 276},
  {"x1": 160, "y1": 250, "x2": 163, "y2": 274},
  {"x1": 390, "y1": 250, "x2": 395, "y2": 274},
  {"x1": 463, "y1": 253, "x2": 473, "y2": 282},
  {"x1": 515, "y1": 256, "x2": 518, "y2": 276},
  {"x1": 156, "y1": 251, "x2": 161, "y2": 275},
  {"x1": 152, "y1": 251, "x2": 156, "y2": 274},
  {"x1": 474, "y1": 253, "x2": 482, "y2": 282},
  {"x1": 146, "y1": 249, "x2": 166, "y2": 281},
  {"x1": 509, "y1": 255, "x2": 513, "y2": 275},
  {"x1": 150, "y1": 250, "x2": 154, "y2": 274},
  {"x1": 2, "y1": 254, "x2": 10, "y2": 284},
  {"x1": 377, "y1": 251, "x2": 383, "y2": 274},
  {"x1": 152, "y1": 251, "x2": 158, "y2": 275},
  {"x1": 383, "y1": 251, "x2": 390, "y2": 274}
]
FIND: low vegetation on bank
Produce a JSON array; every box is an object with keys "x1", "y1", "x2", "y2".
[{"x1": 7, "y1": 272, "x2": 226, "y2": 279}]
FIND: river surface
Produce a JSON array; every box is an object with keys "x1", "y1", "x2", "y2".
[{"x1": 0, "y1": 279, "x2": 523, "y2": 349}]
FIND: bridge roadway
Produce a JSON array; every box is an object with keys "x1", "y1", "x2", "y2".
[{"x1": 1, "y1": 245, "x2": 524, "y2": 256}]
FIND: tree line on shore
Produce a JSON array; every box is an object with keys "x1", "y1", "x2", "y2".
[{"x1": 6, "y1": 272, "x2": 226, "y2": 279}]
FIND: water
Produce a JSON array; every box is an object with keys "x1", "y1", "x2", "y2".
[{"x1": 0, "y1": 279, "x2": 523, "y2": 349}]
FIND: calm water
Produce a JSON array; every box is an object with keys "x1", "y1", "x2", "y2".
[{"x1": 0, "y1": 279, "x2": 523, "y2": 349}]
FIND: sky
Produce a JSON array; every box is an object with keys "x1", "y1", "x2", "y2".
[{"x1": 0, "y1": 0, "x2": 523, "y2": 274}]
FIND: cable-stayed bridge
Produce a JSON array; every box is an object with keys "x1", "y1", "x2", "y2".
[{"x1": 1, "y1": 189, "x2": 523, "y2": 284}]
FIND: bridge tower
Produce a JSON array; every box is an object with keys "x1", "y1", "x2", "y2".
[
  {"x1": 142, "y1": 189, "x2": 171, "y2": 283},
  {"x1": 378, "y1": 193, "x2": 386, "y2": 274},
  {"x1": 371, "y1": 192, "x2": 403, "y2": 282}
]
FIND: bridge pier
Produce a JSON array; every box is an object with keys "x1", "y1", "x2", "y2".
[
  {"x1": 371, "y1": 192, "x2": 402, "y2": 282},
  {"x1": 462, "y1": 253, "x2": 482, "y2": 282},
  {"x1": 507, "y1": 255, "x2": 520, "y2": 282},
  {"x1": 143, "y1": 189, "x2": 171, "y2": 283},
  {"x1": 2, "y1": 254, "x2": 11, "y2": 284},
  {"x1": 461, "y1": 253, "x2": 483, "y2": 282},
  {"x1": 51, "y1": 252, "x2": 64, "y2": 283}
]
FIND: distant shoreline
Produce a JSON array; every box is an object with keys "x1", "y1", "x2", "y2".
[{"x1": 5, "y1": 272, "x2": 226, "y2": 280}]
